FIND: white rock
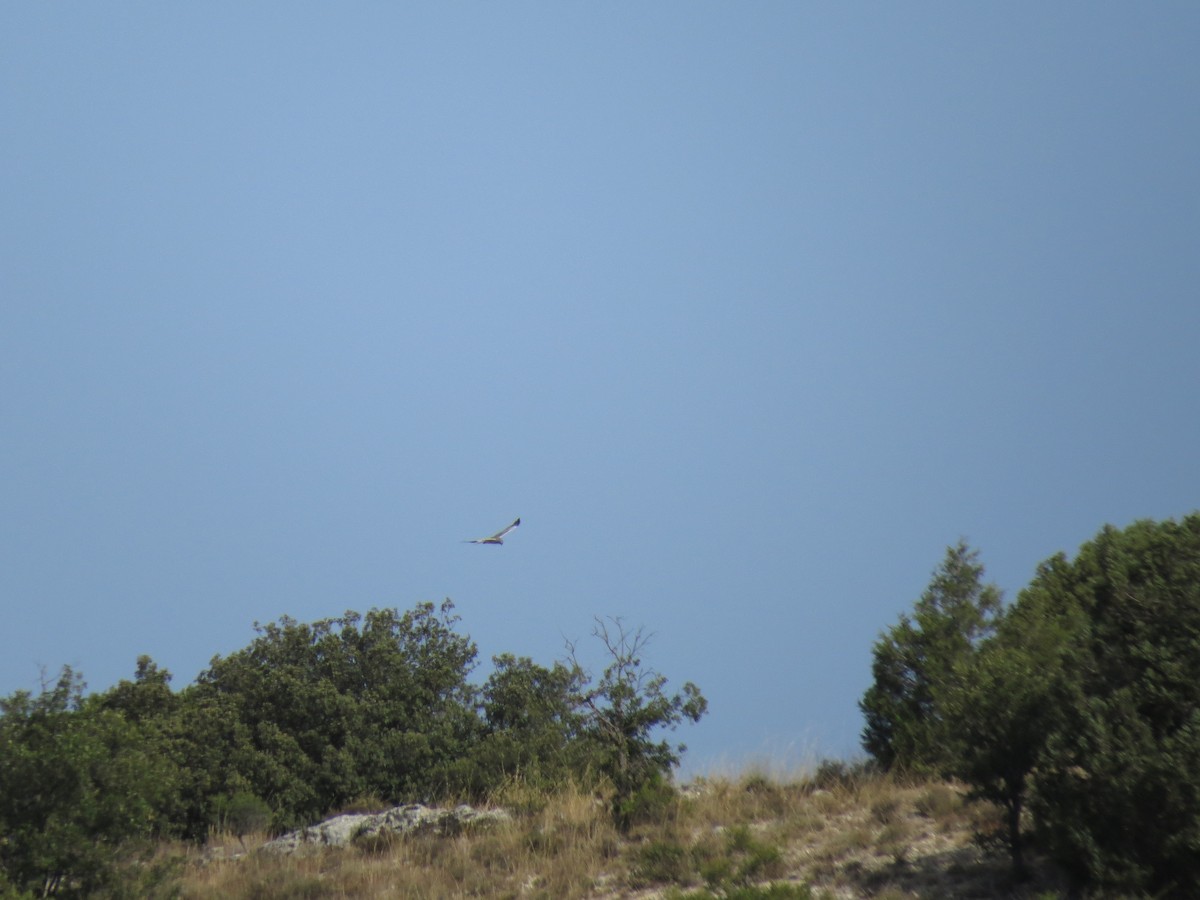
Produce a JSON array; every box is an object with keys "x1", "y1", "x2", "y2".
[{"x1": 261, "y1": 803, "x2": 510, "y2": 855}]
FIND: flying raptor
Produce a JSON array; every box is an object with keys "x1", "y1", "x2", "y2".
[{"x1": 464, "y1": 517, "x2": 521, "y2": 545}]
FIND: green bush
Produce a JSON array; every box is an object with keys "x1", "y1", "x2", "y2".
[
  {"x1": 859, "y1": 541, "x2": 1002, "y2": 773},
  {"x1": 935, "y1": 514, "x2": 1200, "y2": 892},
  {"x1": 189, "y1": 602, "x2": 481, "y2": 826},
  {"x1": 632, "y1": 840, "x2": 694, "y2": 887},
  {"x1": 1, "y1": 600, "x2": 709, "y2": 884},
  {"x1": 614, "y1": 773, "x2": 679, "y2": 830},
  {"x1": 212, "y1": 791, "x2": 272, "y2": 842},
  {"x1": 1028, "y1": 515, "x2": 1200, "y2": 894},
  {"x1": 567, "y1": 618, "x2": 707, "y2": 832},
  {"x1": 695, "y1": 826, "x2": 786, "y2": 892},
  {"x1": 451, "y1": 653, "x2": 584, "y2": 799},
  {"x1": 0, "y1": 669, "x2": 177, "y2": 897}
]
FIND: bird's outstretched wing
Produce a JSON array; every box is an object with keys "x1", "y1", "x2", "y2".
[{"x1": 465, "y1": 517, "x2": 521, "y2": 544}]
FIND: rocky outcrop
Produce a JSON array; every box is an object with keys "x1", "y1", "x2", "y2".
[{"x1": 261, "y1": 803, "x2": 510, "y2": 855}]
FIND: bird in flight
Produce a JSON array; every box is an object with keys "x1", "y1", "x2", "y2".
[{"x1": 464, "y1": 517, "x2": 521, "y2": 545}]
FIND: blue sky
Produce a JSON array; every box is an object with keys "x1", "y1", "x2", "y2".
[{"x1": 2, "y1": 4, "x2": 1198, "y2": 772}]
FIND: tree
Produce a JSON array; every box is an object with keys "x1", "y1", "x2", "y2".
[
  {"x1": 0, "y1": 668, "x2": 175, "y2": 897},
  {"x1": 151, "y1": 688, "x2": 259, "y2": 841},
  {"x1": 93, "y1": 655, "x2": 177, "y2": 724},
  {"x1": 1027, "y1": 515, "x2": 1200, "y2": 894},
  {"x1": 940, "y1": 561, "x2": 1081, "y2": 878},
  {"x1": 860, "y1": 540, "x2": 1002, "y2": 772},
  {"x1": 190, "y1": 601, "x2": 479, "y2": 828},
  {"x1": 567, "y1": 618, "x2": 708, "y2": 831},
  {"x1": 0, "y1": 599, "x2": 712, "y2": 863},
  {"x1": 455, "y1": 653, "x2": 584, "y2": 796}
]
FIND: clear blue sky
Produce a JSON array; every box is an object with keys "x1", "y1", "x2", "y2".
[{"x1": 3, "y1": 4, "x2": 1198, "y2": 773}]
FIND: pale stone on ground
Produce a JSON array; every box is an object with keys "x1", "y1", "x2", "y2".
[{"x1": 261, "y1": 804, "x2": 511, "y2": 855}]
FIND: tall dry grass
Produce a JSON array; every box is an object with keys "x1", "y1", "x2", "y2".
[
  {"x1": 182, "y1": 780, "x2": 621, "y2": 899},
  {"x1": 174, "y1": 767, "x2": 1061, "y2": 899}
]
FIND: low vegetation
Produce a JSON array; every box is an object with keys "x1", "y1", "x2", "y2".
[{"x1": 170, "y1": 766, "x2": 1067, "y2": 899}]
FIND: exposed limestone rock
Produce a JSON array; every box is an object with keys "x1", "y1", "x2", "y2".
[{"x1": 261, "y1": 803, "x2": 510, "y2": 855}]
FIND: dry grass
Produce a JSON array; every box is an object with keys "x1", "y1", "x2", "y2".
[
  {"x1": 183, "y1": 781, "x2": 620, "y2": 899},
  {"x1": 174, "y1": 770, "x2": 1069, "y2": 899}
]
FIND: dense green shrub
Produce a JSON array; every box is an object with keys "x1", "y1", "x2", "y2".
[
  {"x1": 1028, "y1": 515, "x2": 1200, "y2": 894},
  {"x1": 0, "y1": 669, "x2": 175, "y2": 897},
  {"x1": 449, "y1": 653, "x2": 584, "y2": 797},
  {"x1": 918, "y1": 514, "x2": 1200, "y2": 891},
  {"x1": 2, "y1": 597, "x2": 708, "y2": 886},
  {"x1": 859, "y1": 541, "x2": 1002, "y2": 773},
  {"x1": 632, "y1": 839, "x2": 694, "y2": 887},
  {"x1": 189, "y1": 601, "x2": 480, "y2": 828},
  {"x1": 862, "y1": 516, "x2": 1200, "y2": 891}
]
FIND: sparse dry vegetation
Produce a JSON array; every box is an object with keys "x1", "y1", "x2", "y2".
[{"x1": 175, "y1": 769, "x2": 1068, "y2": 899}]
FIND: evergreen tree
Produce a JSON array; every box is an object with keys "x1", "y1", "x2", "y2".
[
  {"x1": 941, "y1": 559, "x2": 1081, "y2": 877},
  {"x1": 1028, "y1": 515, "x2": 1200, "y2": 894},
  {"x1": 859, "y1": 540, "x2": 1002, "y2": 772}
]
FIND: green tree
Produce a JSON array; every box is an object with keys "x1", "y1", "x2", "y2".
[
  {"x1": 191, "y1": 600, "x2": 479, "y2": 828},
  {"x1": 568, "y1": 618, "x2": 708, "y2": 831},
  {"x1": 941, "y1": 562, "x2": 1081, "y2": 878},
  {"x1": 154, "y1": 690, "x2": 259, "y2": 841},
  {"x1": 1027, "y1": 515, "x2": 1200, "y2": 894},
  {"x1": 860, "y1": 540, "x2": 1002, "y2": 772},
  {"x1": 0, "y1": 668, "x2": 175, "y2": 897},
  {"x1": 91, "y1": 655, "x2": 232, "y2": 842},
  {"x1": 93, "y1": 655, "x2": 177, "y2": 724},
  {"x1": 455, "y1": 653, "x2": 584, "y2": 796}
]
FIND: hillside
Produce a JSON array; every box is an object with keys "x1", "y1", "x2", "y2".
[{"x1": 179, "y1": 768, "x2": 1069, "y2": 899}]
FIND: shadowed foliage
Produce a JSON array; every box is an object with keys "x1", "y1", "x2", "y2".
[{"x1": 860, "y1": 540, "x2": 1002, "y2": 773}]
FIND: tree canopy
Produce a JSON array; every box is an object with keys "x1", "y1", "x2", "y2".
[
  {"x1": 859, "y1": 539, "x2": 1002, "y2": 772},
  {"x1": 1027, "y1": 515, "x2": 1200, "y2": 893},
  {"x1": 0, "y1": 600, "x2": 707, "y2": 895},
  {"x1": 861, "y1": 514, "x2": 1200, "y2": 893}
]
